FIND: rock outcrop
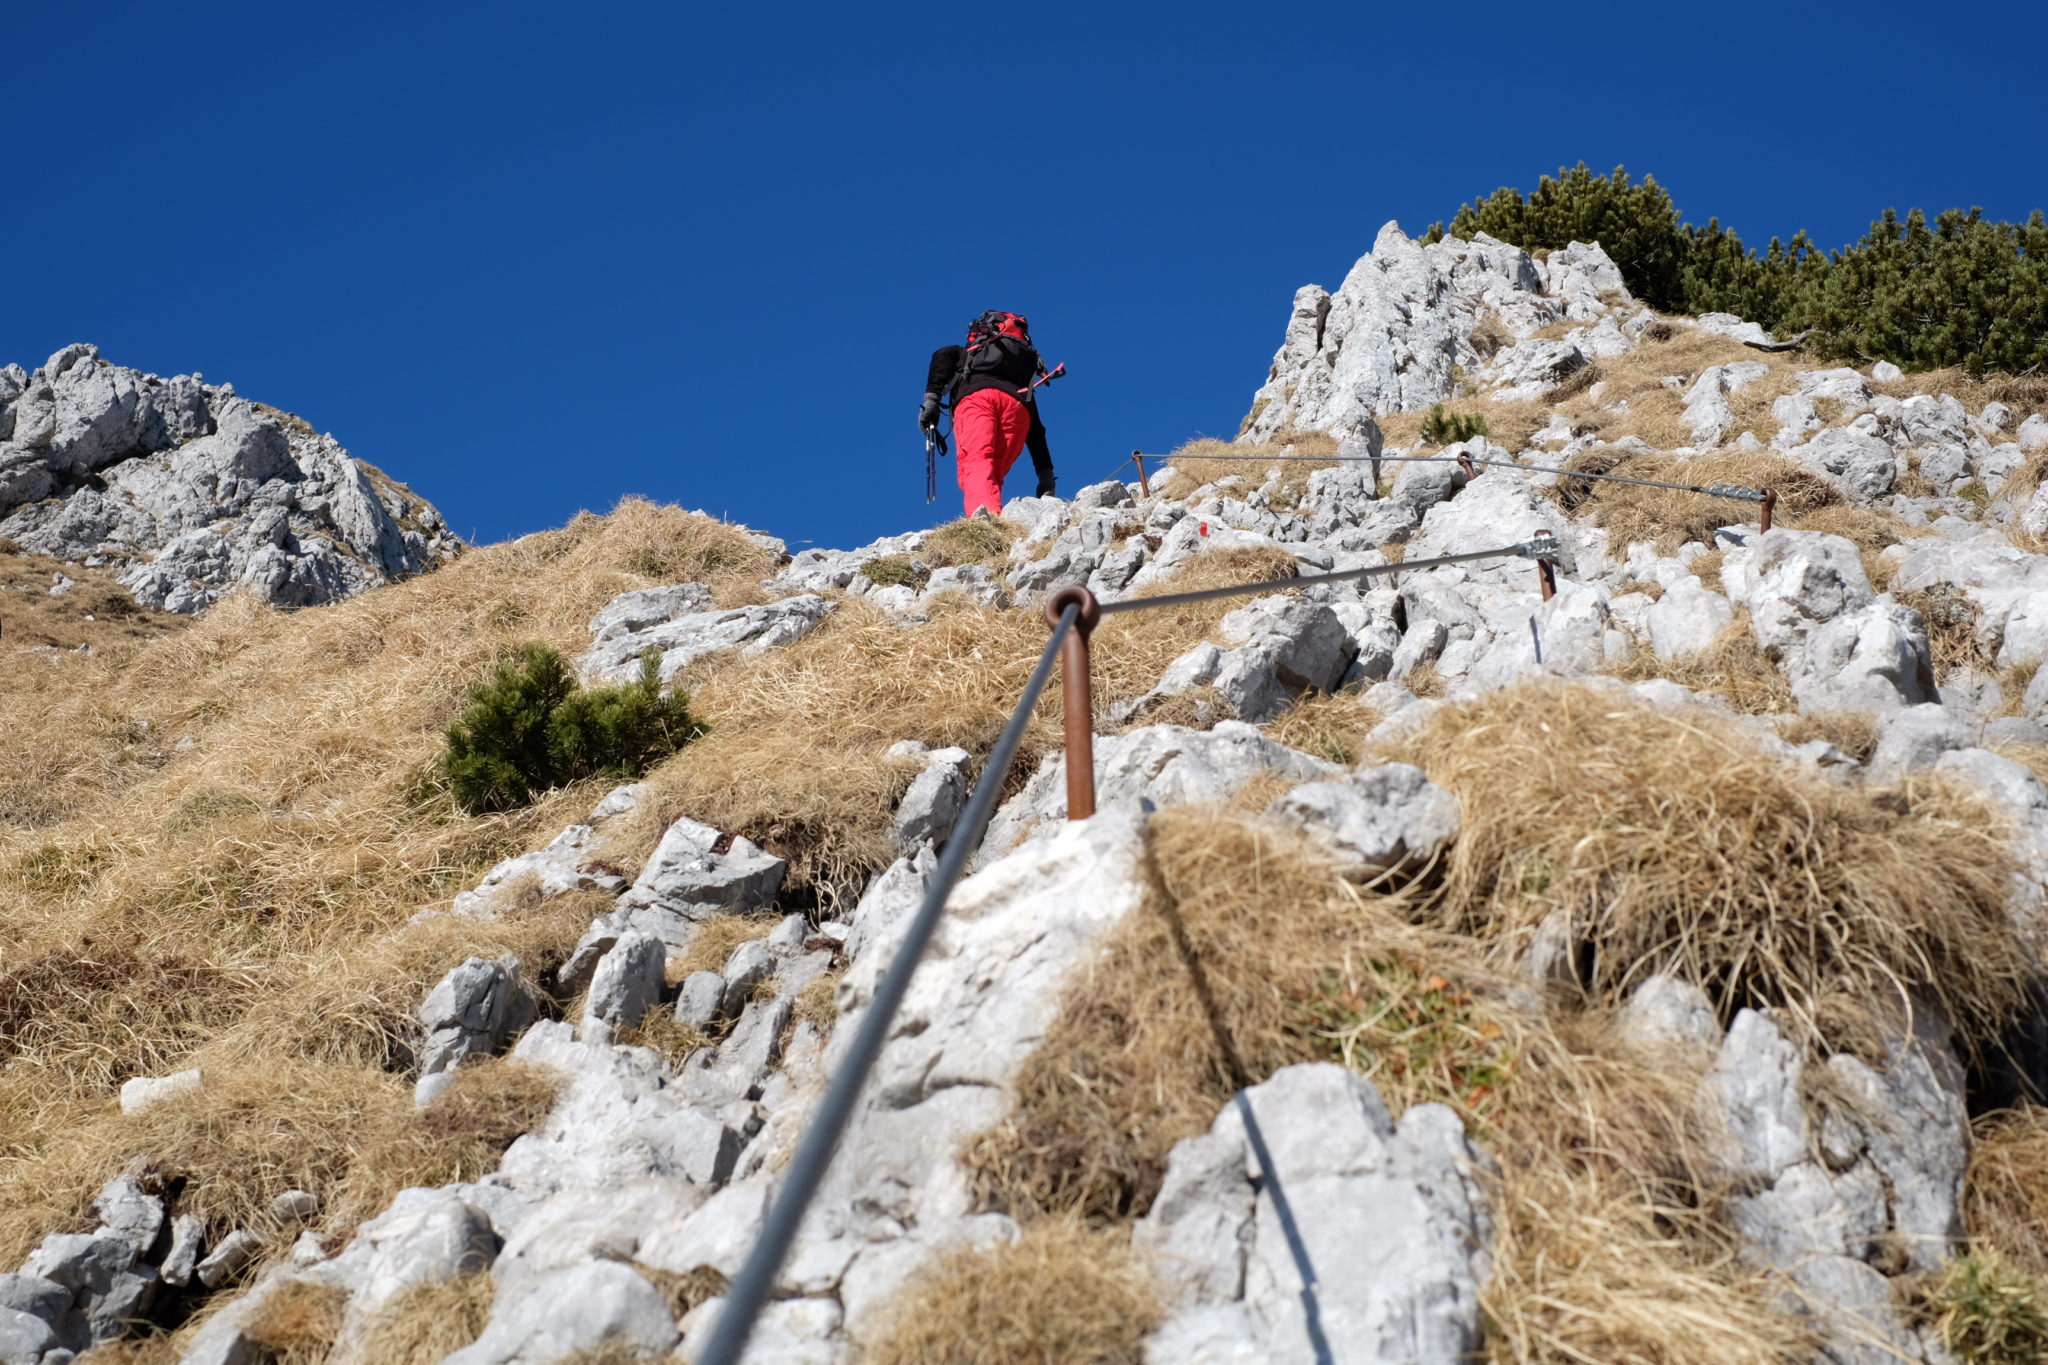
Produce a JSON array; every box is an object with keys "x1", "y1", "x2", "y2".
[
  {"x1": 0, "y1": 344, "x2": 461, "y2": 612},
  {"x1": 12, "y1": 217, "x2": 2048, "y2": 1365},
  {"x1": 1241, "y1": 225, "x2": 1636, "y2": 442}
]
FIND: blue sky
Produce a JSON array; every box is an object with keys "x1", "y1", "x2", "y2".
[{"x1": 5, "y1": 1, "x2": 2044, "y2": 554}]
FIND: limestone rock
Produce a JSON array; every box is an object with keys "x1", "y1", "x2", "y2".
[
  {"x1": 1137, "y1": 1064, "x2": 1491, "y2": 1365},
  {"x1": 0, "y1": 1307, "x2": 59, "y2": 1365},
  {"x1": 581, "y1": 933, "x2": 667, "y2": 1044},
  {"x1": 719, "y1": 940, "x2": 775, "y2": 1019},
  {"x1": 578, "y1": 594, "x2": 835, "y2": 685},
  {"x1": 322, "y1": 1189, "x2": 501, "y2": 1362},
  {"x1": 620, "y1": 817, "x2": 787, "y2": 921},
  {"x1": 1722, "y1": 530, "x2": 1930, "y2": 712},
  {"x1": 889, "y1": 746, "x2": 971, "y2": 852},
  {"x1": 0, "y1": 344, "x2": 461, "y2": 613},
  {"x1": 1211, "y1": 595, "x2": 1358, "y2": 722},
  {"x1": 451, "y1": 824, "x2": 627, "y2": 917},
  {"x1": 23, "y1": 1230, "x2": 157, "y2": 1343},
  {"x1": 1644, "y1": 579, "x2": 1734, "y2": 661},
  {"x1": 1701, "y1": 1010, "x2": 1811, "y2": 1184},
  {"x1": 1867, "y1": 703, "x2": 1969, "y2": 781},
  {"x1": 118, "y1": 1067, "x2": 203, "y2": 1116},
  {"x1": 1263, "y1": 762, "x2": 1459, "y2": 878},
  {"x1": 1799, "y1": 423, "x2": 1899, "y2": 502},
  {"x1": 442, "y1": 1259, "x2": 679, "y2": 1365},
  {"x1": 159, "y1": 1217, "x2": 204, "y2": 1289},
  {"x1": 1243, "y1": 224, "x2": 1559, "y2": 441},
  {"x1": 89, "y1": 1177, "x2": 163, "y2": 1258},
  {"x1": 978, "y1": 723, "x2": 1336, "y2": 864},
  {"x1": 195, "y1": 1229, "x2": 260, "y2": 1289},
  {"x1": 674, "y1": 971, "x2": 725, "y2": 1031},
  {"x1": 1684, "y1": 362, "x2": 1771, "y2": 447},
  {"x1": 588, "y1": 583, "x2": 713, "y2": 643},
  {"x1": 502, "y1": 1023, "x2": 743, "y2": 1194},
  {"x1": 789, "y1": 807, "x2": 1152, "y2": 1344},
  {"x1": 1619, "y1": 975, "x2": 1722, "y2": 1051},
  {"x1": 417, "y1": 955, "x2": 539, "y2": 1077}
]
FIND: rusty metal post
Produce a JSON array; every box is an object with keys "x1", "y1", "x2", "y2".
[
  {"x1": 1044, "y1": 586, "x2": 1102, "y2": 820},
  {"x1": 1534, "y1": 529, "x2": 1557, "y2": 602},
  {"x1": 1456, "y1": 453, "x2": 1478, "y2": 481},
  {"x1": 1131, "y1": 449, "x2": 1152, "y2": 498},
  {"x1": 1760, "y1": 487, "x2": 1778, "y2": 533}
]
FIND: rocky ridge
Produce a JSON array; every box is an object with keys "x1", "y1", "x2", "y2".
[
  {"x1": 0, "y1": 344, "x2": 462, "y2": 612},
  {"x1": 7, "y1": 227, "x2": 2048, "y2": 1365}
]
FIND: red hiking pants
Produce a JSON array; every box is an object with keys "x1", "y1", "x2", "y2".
[{"x1": 952, "y1": 388, "x2": 1031, "y2": 518}]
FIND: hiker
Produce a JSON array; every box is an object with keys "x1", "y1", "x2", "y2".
[{"x1": 921, "y1": 311, "x2": 1056, "y2": 517}]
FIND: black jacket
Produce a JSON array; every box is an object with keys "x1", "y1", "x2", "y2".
[{"x1": 925, "y1": 336, "x2": 1039, "y2": 405}]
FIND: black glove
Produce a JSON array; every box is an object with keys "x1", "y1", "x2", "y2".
[
  {"x1": 1036, "y1": 472, "x2": 1056, "y2": 498},
  {"x1": 919, "y1": 394, "x2": 941, "y2": 432}
]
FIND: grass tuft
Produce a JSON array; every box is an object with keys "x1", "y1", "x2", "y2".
[
  {"x1": 1391, "y1": 681, "x2": 2029, "y2": 1053},
  {"x1": 240, "y1": 1279, "x2": 349, "y2": 1365},
  {"x1": 866, "y1": 1217, "x2": 1160, "y2": 1365},
  {"x1": 1598, "y1": 616, "x2": 1795, "y2": 715},
  {"x1": 1921, "y1": 1251, "x2": 2048, "y2": 1364},
  {"x1": 1967, "y1": 1107, "x2": 2048, "y2": 1278},
  {"x1": 348, "y1": 1273, "x2": 496, "y2": 1365}
]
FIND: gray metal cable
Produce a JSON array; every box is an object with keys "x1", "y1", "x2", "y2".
[
  {"x1": 1136, "y1": 451, "x2": 1769, "y2": 502},
  {"x1": 1096, "y1": 536, "x2": 1560, "y2": 616},
  {"x1": 698, "y1": 603, "x2": 1080, "y2": 1365},
  {"x1": 702, "y1": 533, "x2": 1568, "y2": 1359}
]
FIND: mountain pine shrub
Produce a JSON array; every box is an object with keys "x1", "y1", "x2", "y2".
[
  {"x1": 1420, "y1": 404, "x2": 1490, "y2": 445},
  {"x1": 441, "y1": 644, "x2": 704, "y2": 814},
  {"x1": 1426, "y1": 163, "x2": 2048, "y2": 375}
]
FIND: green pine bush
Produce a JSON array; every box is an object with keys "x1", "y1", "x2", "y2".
[
  {"x1": 441, "y1": 644, "x2": 704, "y2": 815},
  {"x1": 1420, "y1": 404, "x2": 1491, "y2": 446},
  {"x1": 1428, "y1": 163, "x2": 2048, "y2": 375}
]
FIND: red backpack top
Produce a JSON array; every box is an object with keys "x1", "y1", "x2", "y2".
[
  {"x1": 951, "y1": 311, "x2": 1040, "y2": 400},
  {"x1": 967, "y1": 310, "x2": 1031, "y2": 346}
]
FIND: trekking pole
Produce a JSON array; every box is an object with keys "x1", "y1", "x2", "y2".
[
  {"x1": 1024, "y1": 361, "x2": 1067, "y2": 396},
  {"x1": 924, "y1": 429, "x2": 947, "y2": 504}
]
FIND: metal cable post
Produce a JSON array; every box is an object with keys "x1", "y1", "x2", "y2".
[{"x1": 1046, "y1": 586, "x2": 1101, "y2": 820}]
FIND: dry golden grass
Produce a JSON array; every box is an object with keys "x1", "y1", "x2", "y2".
[
  {"x1": 1550, "y1": 448, "x2": 1839, "y2": 552},
  {"x1": 923, "y1": 516, "x2": 1023, "y2": 569},
  {"x1": 1261, "y1": 690, "x2": 1383, "y2": 766},
  {"x1": 867, "y1": 1217, "x2": 1160, "y2": 1365},
  {"x1": 1571, "y1": 325, "x2": 1794, "y2": 452},
  {"x1": 348, "y1": 1272, "x2": 496, "y2": 1365},
  {"x1": 1542, "y1": 362, "x2": 1604, "y2": 405},
  {"x1": 0, "y1": 499, "x2": 783, "y2": 1261},
  {"x1": 1894, "y1": 583, "x2": 1998, "y2": 683},
  {"x1": 1967, "y1": 1107, "x2": 2048, "y2": 1278},
  {"x1": 2005, "y1": 450, "x2": 2048, "y2": 507},
  {"x1": 1377, "y1": 400, "x2": 1555, "y2": 456},
  {"x1": 1776, "y1": 711, "x2": 1881, "y2": 763},
  {"x1": 1598, "y1": 616, "x2": 1796, "y2": 715},
  {"x1": 631, "y1": 1260, "x2": 729, "y2": 1321},
  {"x1": 2, "y1": 1055, "x2": 556, "y2": 1262},
  {"x1": 240, "y1": 1278, "x2": 349, "y2": 1364},
  {"x1": 1473, "y1": 399, "x2": 1578, "y2": 455},
  {"x1": 963, "y1": 813, "x2": 1435, "y2": 1222},
  {"x1": 1392, "y1": 681, "x2": 2029, "y2": 1052},
  {"x1": 1871, "y1": 368, "x2": 2048, "y2": 415},
  {"x1": 0, "y1": 550, "x2": 189, "y2": 654},
  {"x1": 1484, "y1": 1166, "x2": 1807, "y2": 1365},
  {"x1": 964, "y1": 807, "x2": 1801, "y2": 1363}
]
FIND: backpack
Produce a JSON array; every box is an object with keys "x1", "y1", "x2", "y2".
[{"x1": 950, "y1": 311, "x2": 1040, "y2": 402}]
